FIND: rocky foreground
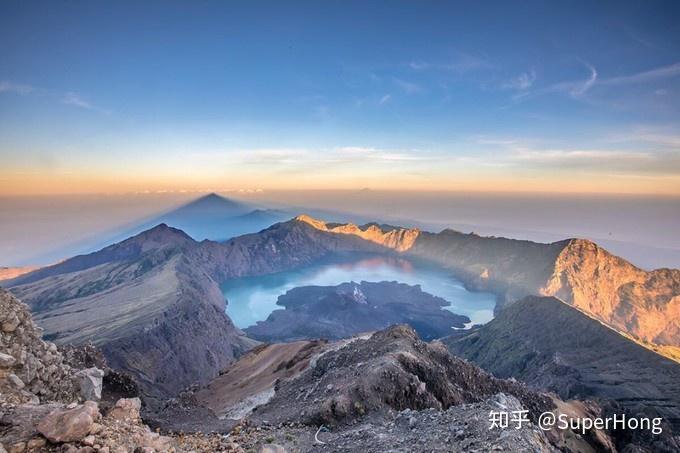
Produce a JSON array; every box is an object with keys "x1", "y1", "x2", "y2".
[
  {"x1": 3, "y1": 287, "x2": 623, "y2": 452},
  {"x1": 0, "y1": 289, "x2": 243, "y2": 452}
]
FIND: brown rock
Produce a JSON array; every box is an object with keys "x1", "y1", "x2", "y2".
[
  {"x1": 2, "y1": 315, "x2": 20, "y2": 333},
  {"x1": 26, "y1": 438, "x2": 46, "y2": 449},
  {"x1": 7, "y1": 442, "x2": 25, "y2": 453},
  {"x1": 82, "y1": 435, "x2": 95, "y2": 446},
  {"x1": 107, "y1": 398, "x2": 141, "y2": 421},
  {"x1": 37, "y1": 401, "x2": 100, "y2": 443}
]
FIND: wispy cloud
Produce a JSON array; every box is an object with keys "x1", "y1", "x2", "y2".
[
  {"x1": 336, "y1": 146, "x2": 429, "y2": 162},
  {"x1": 0, "y1": 80, "x2": 110, "y2": 114},
  {"x1": 62, "y1": 92, "x2": 93, "y2": 109},
  {"x1": 0, "y1": 81, "x2": 34, "y2": 95},
  {"x1": 599, "y1": 62, "x2": 680, "y2": 86},
  {"x1": 607, "y1": 127, "x2": 680, "y2": 148},
  {"x1": 62, "y1": 92, "x2": 110, "y2": 114},
  {"x1": 515, "y1": 61, "x2": 680, "y2": 102},
  {"x1": 379, "y1": 94, "x2": 392, "y2": 105},
  {"x1": 569, "y1": 63, "x2": 598, "y2": 96},
  {"x1": 503, "y1": 70, "x2": 536, "y2": 91},
  {"x1": 512, "y1": 148, "x2": 650, "y2": 164},
  {"x1": 393, "y1": 78, "x2": 423, "y2": 94},
  {"x1": 198, "y1": 146, "x2": 436, "y2": 171},
  {"x1": 408, "y1": 51, "x2": 492, "y2": 74},
  {"x1": 467, "y1": 132, "x2": 680, "y2": 177}
]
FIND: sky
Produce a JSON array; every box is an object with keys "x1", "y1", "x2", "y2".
[{"x1": 1, "y1": 0, "x2": 680, "y2": 194}]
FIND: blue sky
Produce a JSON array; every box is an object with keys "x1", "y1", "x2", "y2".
[{"x1": 1, "y1": 0, "x2": 680, "y2": 194}]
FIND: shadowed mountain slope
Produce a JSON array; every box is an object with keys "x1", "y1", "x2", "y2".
[{"x1": 444, "y1": 296, "x2": 680, "y2": 431}]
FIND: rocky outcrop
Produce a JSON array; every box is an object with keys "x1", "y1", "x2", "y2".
[
  {"x1": 1, "y1": 396, "x2": 246, "y2": 452},
  {"x1": 445, "y1": 296, "x2": 680, "y2": 435},
  {"x1": 0, "y1": 289, "x2": 78, "y2": 405},
  {"x1": 231, "y1": 394, "x2": 602, "y2": 453},
  {"x1": 252, "y1": 325, "x2": 556, "y2": 426},
  {"x1": 227, "y1": 325, "x2": 612, "y2": 452},
  {"x1": 0, "y1": 297, "x2": 246, "y2": 452},
  {"x1": 37, "y1": 401, "x2": 100, "y2": 443}
]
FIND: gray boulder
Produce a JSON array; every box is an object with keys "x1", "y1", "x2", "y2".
[{"x1": 73, "y1": 367, "x2": 104, "y2": 401}]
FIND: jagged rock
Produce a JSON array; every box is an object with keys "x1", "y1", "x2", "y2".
[
  {"x1": 73, "y1": 367, "x2": 104, "y2": 401},
  {"x1": 37, "y1": 401, "x2": 100, "y2": 443},
  {"x1": 107, "y1": 398, "x2": 141, "y2": 421}
]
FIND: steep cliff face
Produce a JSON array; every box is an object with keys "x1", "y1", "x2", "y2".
[
  {"x1": 98, "y1": 256, "x2": 257, "y2": 397},
  {"x1": 541, "y1": 239, "x2": 680, "y2": 346},
  {"x1": 407, "y1": 229, "x2": 568, "y2": 303}
]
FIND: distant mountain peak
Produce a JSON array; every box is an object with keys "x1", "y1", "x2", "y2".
[
  {"x1": 293, "y1": 214, "x2": 328, "y2": 229},
  {"x1": 135, "y1": 223, "x2": 193, "y2": 241}
]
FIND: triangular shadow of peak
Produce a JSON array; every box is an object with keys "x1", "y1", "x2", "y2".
[{"x1": 166, "y1": 193, "x2": 252, "y2": 215}]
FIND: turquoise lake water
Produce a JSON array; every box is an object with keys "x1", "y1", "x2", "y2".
[{"x1": 221, "y1": 254, "x2": 497, "y2": 329}]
